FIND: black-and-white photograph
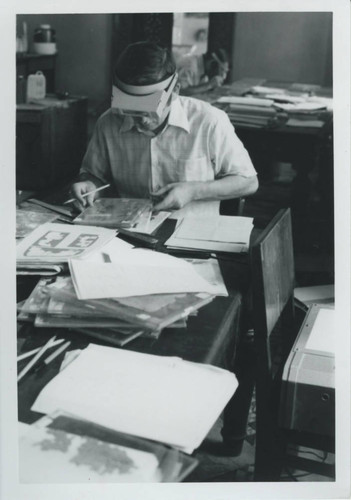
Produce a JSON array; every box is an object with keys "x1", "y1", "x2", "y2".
[{"x1": 1, "y1": 1, "x2": 350, "y2": 499}]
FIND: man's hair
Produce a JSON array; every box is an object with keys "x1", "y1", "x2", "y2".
[{"x1": 114, "y1": 42, "x2": 176, "y2": 85}]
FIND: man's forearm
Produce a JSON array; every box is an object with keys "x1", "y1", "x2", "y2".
[{"x1": 191, "y1": 175, "x2": 258, "y2": 201}]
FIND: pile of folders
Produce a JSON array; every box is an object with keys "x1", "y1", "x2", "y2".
[{"x1": 17, "y1": 275, "x2": 214, "y2": 346}]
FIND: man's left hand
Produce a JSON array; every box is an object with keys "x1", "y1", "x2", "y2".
[{"x1": 151, "y1": 182, "x2": 196, "y2": 211}]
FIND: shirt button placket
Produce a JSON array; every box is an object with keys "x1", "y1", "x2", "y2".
[{"x1": 150, "y1": 137, "x2": 160, "y2": 193}]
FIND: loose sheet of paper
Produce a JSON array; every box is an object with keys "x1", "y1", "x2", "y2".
[
  {"x1": 16, "y1": 222, "x2": 117, "y2": 262},
  {"x1": 170, "y1": 200, "x2": 220, "y2": 220},
  {"x1": 216, "y1": 96, "x2": 274, "y2": 106},
  {"x1": 79, "y1": 237, "x2": 134, "y2": 263},
  {"x1": 185, "y1": 258, "x2": 228, "y2": 296},
  {"x1": 68, "y1": 258, "x2": 216, "y2": 299},
  {"x1": 173, "y1": 216, "x2": 253, "y2": 243},
  {"x1": 31, "y1": 344, "x2": 238, "y2": 453}
]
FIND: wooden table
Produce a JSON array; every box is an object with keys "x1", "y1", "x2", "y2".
[
  {"x1": 196, "y1": 81, "x2": 333, "y2": 218},
  {"x1": 17, "y1": 219, "x2": 257, "y2": 446}
]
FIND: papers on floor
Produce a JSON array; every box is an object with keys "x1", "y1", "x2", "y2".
[
  {"x1": 165, "y1": 215, "x2": 254, "y2": 254},
  {"x1": 16, "y1": 222, "x2": 117, "y2": 265},
  {"x1": 68, "y1": 255, "x2": 217, "y2": 300},
  {"x1": 31, "y1": 344, "x2": 238, "y2": 454}
]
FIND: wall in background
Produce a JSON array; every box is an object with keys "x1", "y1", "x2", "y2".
[
  {"x1": 16, "y1": 12, "x2": 333, "y2": 125},
  {"x1": 17, "y1": 14, "x2": 114, "y2": 132},
  {"x1": 231, "y1": 12, "x2": 332, "y2": 86}
]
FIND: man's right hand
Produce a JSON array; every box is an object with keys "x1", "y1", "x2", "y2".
[{"x1": 71, "y1": 180, "x2": 97, "y2": 211}]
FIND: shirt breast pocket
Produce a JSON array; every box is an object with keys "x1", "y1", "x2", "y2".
[{"x1": 176, "y1": 156, "x2": 212, "y2": 182}]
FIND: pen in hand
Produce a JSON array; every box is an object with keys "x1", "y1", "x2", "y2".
[{"x1": 63, "y1": 183, "x2": 110, "y2": 205}]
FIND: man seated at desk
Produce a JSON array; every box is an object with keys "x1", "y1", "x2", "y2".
[
  {"x1": 71, "y1": 42, "x2": 258, "y2": 213},
  {"x1": 177, "y1": 48, "x2": 229, "y2": 96}
]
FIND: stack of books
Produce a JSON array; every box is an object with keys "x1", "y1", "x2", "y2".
[
  {"x1": 215, "y1": 95, "x2": 277, "y2": 128},
  {"x1": 17, "y1": 275, "x2": 215, "y2": 346}
]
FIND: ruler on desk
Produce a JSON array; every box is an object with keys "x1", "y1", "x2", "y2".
[{"x1": 26, "y1": 199, "x2": 75, "y2": 219}]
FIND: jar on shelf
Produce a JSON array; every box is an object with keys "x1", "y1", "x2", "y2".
[{"x1": 33, "y1": 24, "x2": 57, "y2": 55}]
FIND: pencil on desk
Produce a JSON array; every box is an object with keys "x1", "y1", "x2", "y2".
[
  {"x1": 17, "y1": 338, "x2": 65, "y2": 362},
  {"x1": 43, "y1": 341, "x2": 71, "y2": 365},
  {"x1": 17, "y1": 335, "x2": 57, "y2": 382},
  {"x1": 63, "y1": 183, "x2": 110, "y2": 205}
]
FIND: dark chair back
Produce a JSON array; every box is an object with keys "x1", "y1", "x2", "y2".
[
  {"x1": 250, "y1": 208, "x2": 295, "y2": 372},
  {"x1": 250, "y1": 208, "x2": 335, "y2": 481}
]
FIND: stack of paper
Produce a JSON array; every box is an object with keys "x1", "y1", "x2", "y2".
[
  {"x1": 17, "y1": 268, "x2": 215, "y2": 344},
  {"x1": 165, "y1": 215, "x2": 254, "y2": 253},
  {"x1": 16, "y1": 222, "x2": 117, "y2": 275},
  {"x1": 19, "y1": 411, "x2": 198, "y2": 482},
  {"x1": 31, "y1": 344, "x2": 238, "y2": 454},
  {"x1": 16, "y1": 276, "x2": 153, "y2": 346},
  {"x1": 215, "y1": 95, "x2": 277, "y2": 128}
]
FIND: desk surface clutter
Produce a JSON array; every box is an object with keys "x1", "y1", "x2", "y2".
[
  {"x1": 197, "y1": 78, "x2": 332, "y2": 133},
  {"x1": 16, "y1": 194, "x2": 255, "y2": 482}
]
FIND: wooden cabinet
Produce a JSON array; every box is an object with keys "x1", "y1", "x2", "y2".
[{"x1": 16, "y1": 95, "x2": 88, "y2": 191}]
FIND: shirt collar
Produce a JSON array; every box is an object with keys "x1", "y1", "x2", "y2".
[
  {"x1": 117, "y1": 97, "x2": 190, "y2": 135},
  {"x1": 167, "y1": 97, "x2": 190, "y2": 133},
  {"x1": 119, "y1": 115, "x2": 135, "y2": 133}
]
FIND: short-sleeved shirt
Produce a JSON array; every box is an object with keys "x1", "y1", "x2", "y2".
[
  {"x1": 177, "y1": 53, "x2": 207, "y2": 89},
  {"x1": 79, "y1": 95, "x2": 256, "y2": 198}
]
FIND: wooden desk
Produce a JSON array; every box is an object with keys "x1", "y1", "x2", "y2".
[
  {"x1": 196, "y1": 81, "x2": 333, "y2": 218},
  {"x1": 17, "y1": 220, "x2": 256, "y2": 445}
]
